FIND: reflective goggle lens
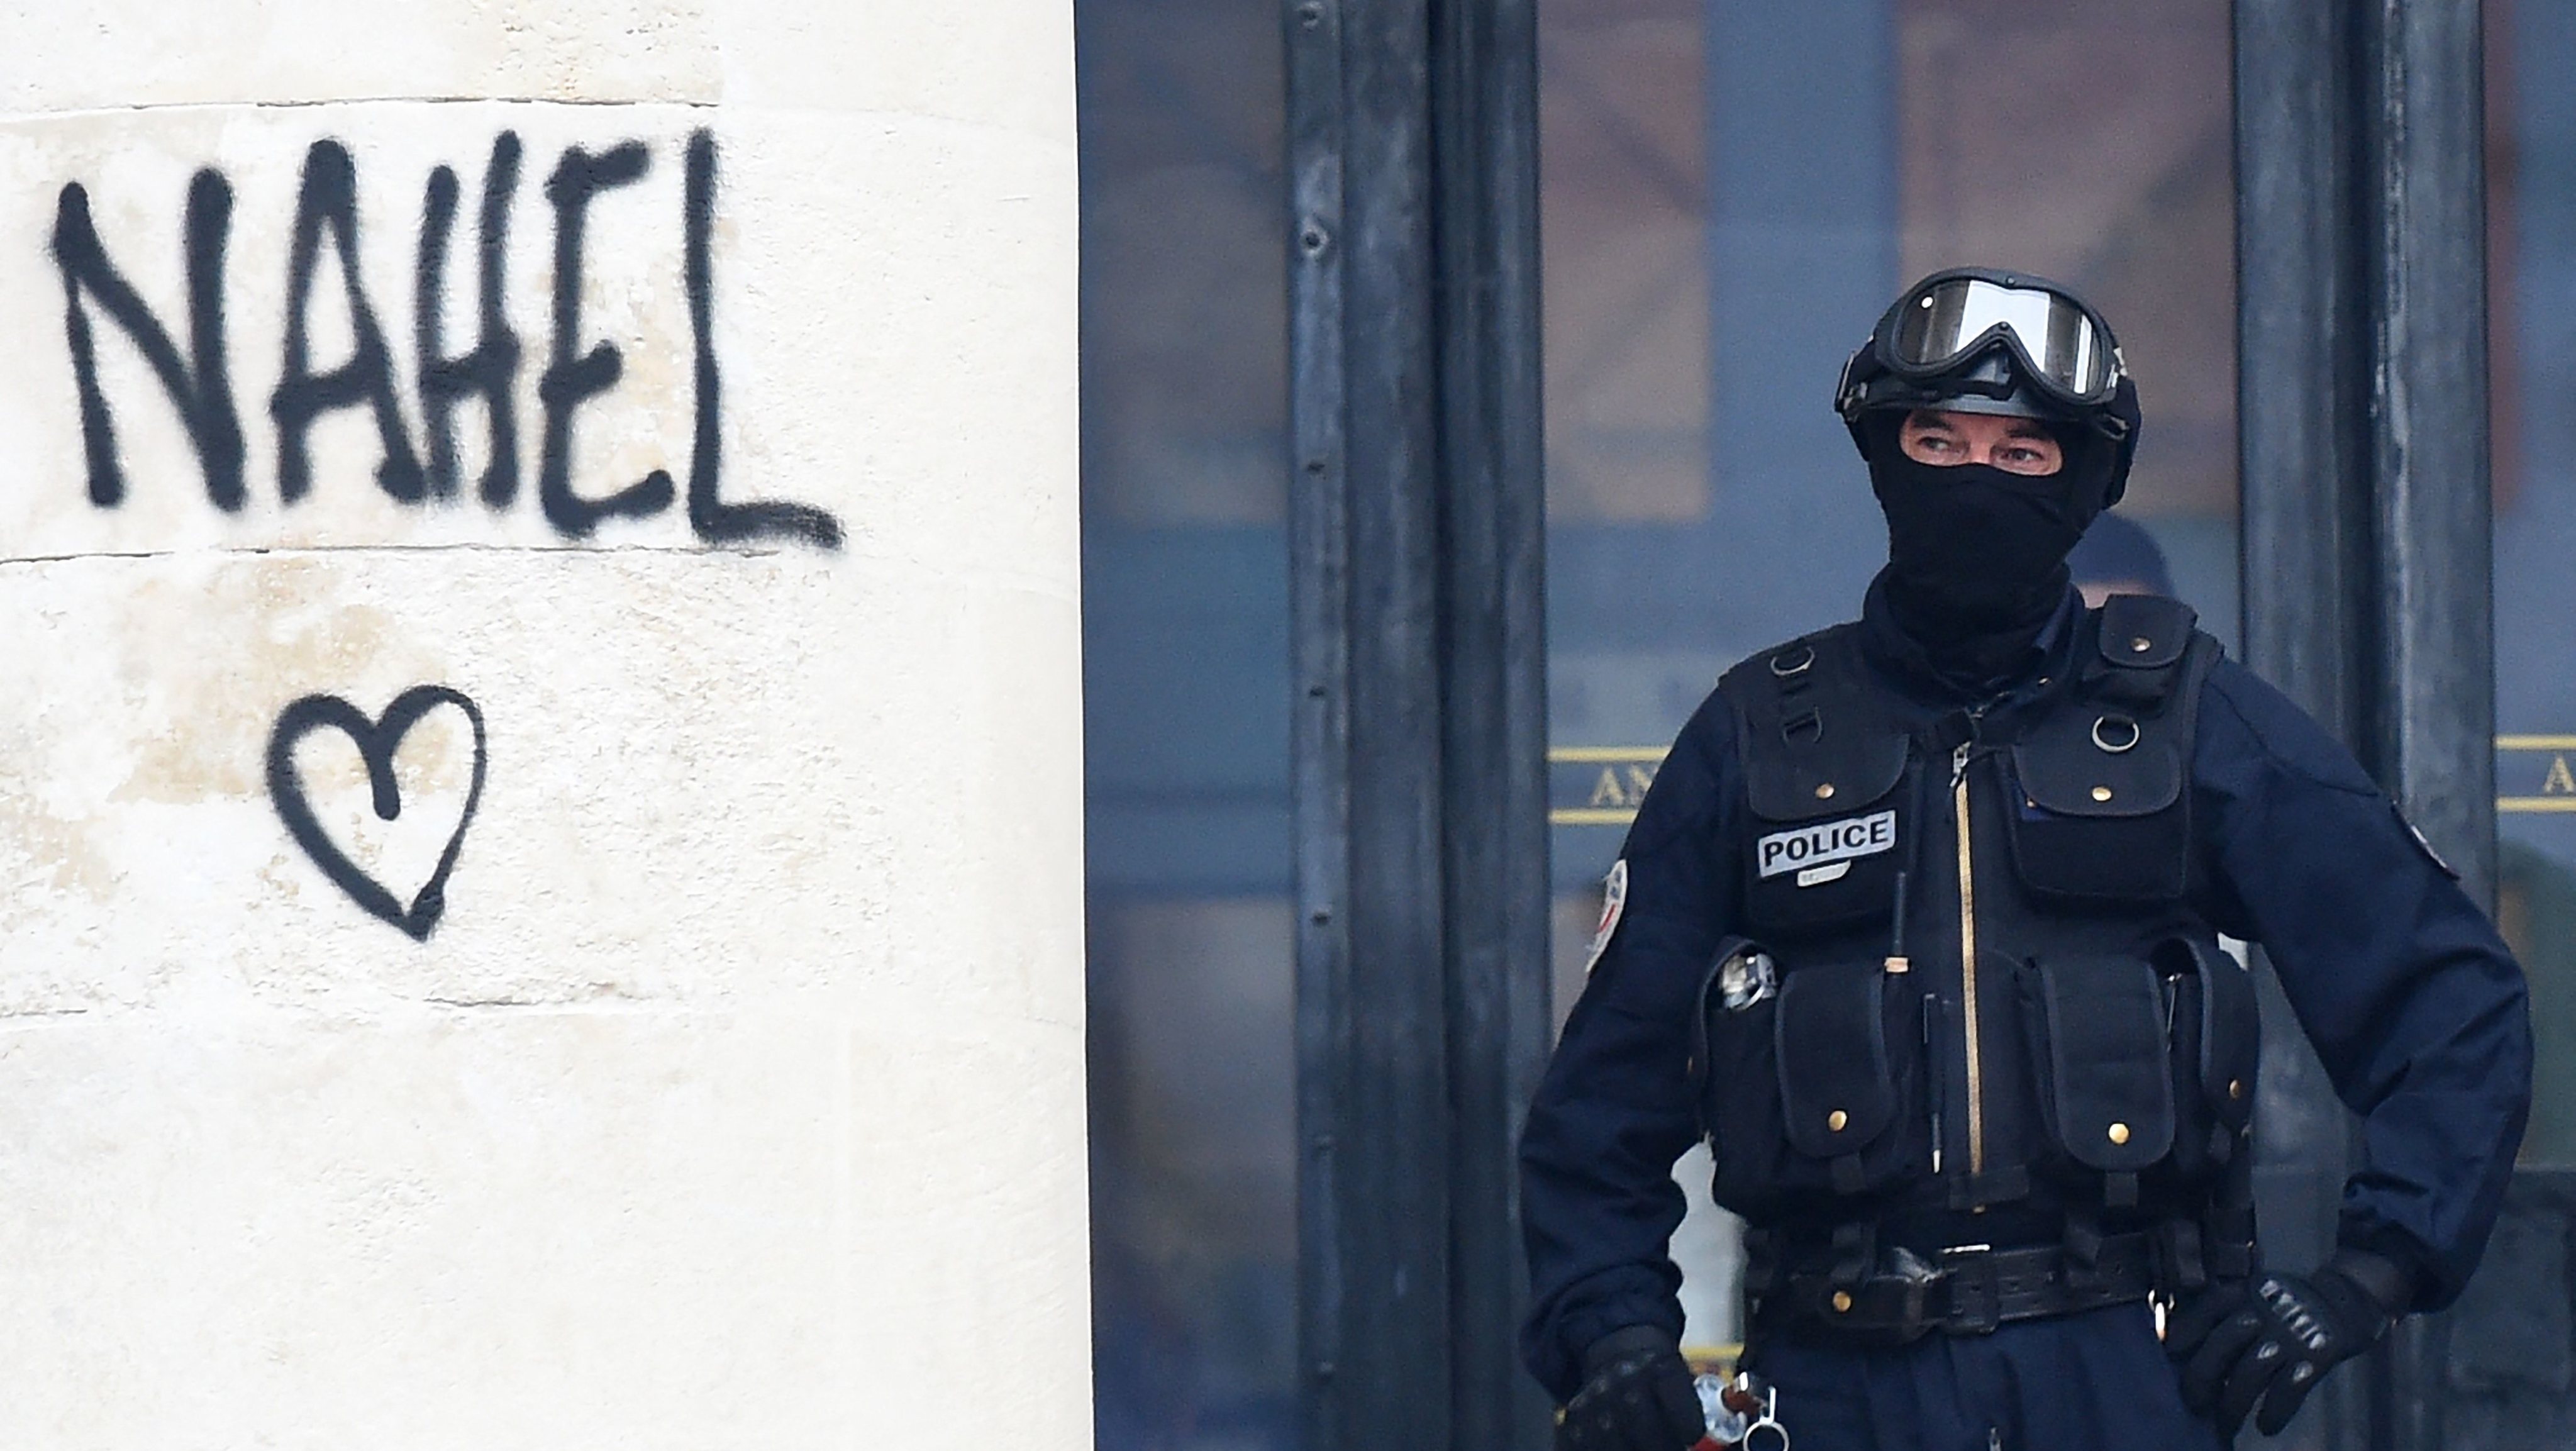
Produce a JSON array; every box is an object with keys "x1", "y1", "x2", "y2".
[{"x1": 1889, "y1": 277, "x2": 2112, "y2": 401}]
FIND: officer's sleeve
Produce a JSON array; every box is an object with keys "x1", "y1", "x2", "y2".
[
  {"x1": 1518, "y1": 691, "x2": 1741, "y2": 1402},
  {"x1": 2193, "y1": 659, "x2": 2534, "y2": 1311}
]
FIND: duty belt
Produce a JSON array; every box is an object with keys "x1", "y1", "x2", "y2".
[{"x1": 1762, "y1": 1232, "x2": 2160, "y2": 1343}]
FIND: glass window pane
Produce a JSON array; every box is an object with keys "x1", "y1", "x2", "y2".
[
  {"x1": 1896, "y1": 1, "x2": 2240, "y2": 642},
  {"x1": 1077, "y1": 3, "x2": 1294, "y2": 1446},
  {"x1": 1540, "y1": 0, "x2": 2240, "y2": 1357}
]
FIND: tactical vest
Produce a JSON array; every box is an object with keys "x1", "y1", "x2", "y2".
[{"x1": 1693, "y1": 596, "x2": 2260, "y2": 1294}]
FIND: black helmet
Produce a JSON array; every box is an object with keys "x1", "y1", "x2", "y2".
[{"x1": 1837, "y1": 267, "x2": 2142, "y2": 503}]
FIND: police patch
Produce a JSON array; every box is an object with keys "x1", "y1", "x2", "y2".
[
  {"x1": 1756, "y1": 809, "x2": 1897, "y2": 882},
  {"x1": 1583, "y1": 859, "x2": 1629, "y2": 975}
]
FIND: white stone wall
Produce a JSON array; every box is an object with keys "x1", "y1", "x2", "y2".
[{"x1": 0, "y1": 5, "x2": 1085, "y2": 1447}]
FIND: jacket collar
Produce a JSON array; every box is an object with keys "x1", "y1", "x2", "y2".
[{"x1": 1857, "y1": 571, "x2": 2084, "y2": 713}]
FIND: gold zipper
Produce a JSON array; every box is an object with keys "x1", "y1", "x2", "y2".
[{"x1": 1951, "y1": 740, "x2": 1985, "y2": 1181}]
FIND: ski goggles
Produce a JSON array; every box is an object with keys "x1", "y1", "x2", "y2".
[{"x1": 1868, "y1": 270, "x2": 2123, "y2": 409}]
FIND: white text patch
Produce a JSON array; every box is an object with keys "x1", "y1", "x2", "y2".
[{"x1": 1757, "y1": 809, "x2": 1896, "y2": 881}]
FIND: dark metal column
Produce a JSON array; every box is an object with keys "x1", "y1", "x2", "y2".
[
  {"x1": 2233, "y1": 4, "x2": 2376, "y2": 1443},
  {"x1": 1286, "y1": 1, "x2": 1358, "y2": 1444},
  {"x1": 2236, "y1": 2, "x2": 2496, "y2": 1448},
  {"x1": 2237, "y1": 0, "x2": 2373, "y2": 742},
  {"x1": 2360, "y1": 7, "x2": 2497, "y2": 1448},
  {"x1": 1290, "y1": 3, "x2": 1451, "y2": 1447},
  {"x1": 2361, "y1": 0, "x2": 2496, "y2": 904},
  {"x1": 1428, "y1": 1, "x2": 1555, "y2": 1447},
  {"x1": 1287, "y1": 0, "x2": 1550, "y2": 1447}
]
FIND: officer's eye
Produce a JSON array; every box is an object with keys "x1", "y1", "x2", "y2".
[
  {"x1": 1993, "y1": 440, "x2": 2062, "y2": 476},
  {"x1": 1898, "y1": 418, "x2": 1982, "y2": 470}
]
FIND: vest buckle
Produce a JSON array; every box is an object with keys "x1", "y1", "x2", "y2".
[{"x1": 1936, "y1": 1244, "x2": 2002, "y2": 1334}]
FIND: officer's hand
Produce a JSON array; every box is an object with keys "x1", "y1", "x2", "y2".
[
  {"x1": 1556, "y1": 1326, "x2": 1703, "y2": 1451},
  {"x1": 2166, "y1": 1257, "x2": 2404, "y2": 1440}
]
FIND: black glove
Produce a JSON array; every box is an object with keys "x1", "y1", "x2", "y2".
[
  {"x1": 2167, "y1": 1252, "x2": 2409, "y2": 1440},
  {"x1": 1555, "y1": 1325, "x2": 1704, "y2": 1451}
]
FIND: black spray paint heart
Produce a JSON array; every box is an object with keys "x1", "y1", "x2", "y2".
[{"x1": 267, "y1": 686, "x2": 487, "y2": 941}]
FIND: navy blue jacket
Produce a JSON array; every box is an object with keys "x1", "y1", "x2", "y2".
[{"x1": 1519, "y1": 592, "x2": 2534, "y2": 1403}]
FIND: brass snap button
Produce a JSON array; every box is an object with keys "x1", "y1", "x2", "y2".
[
  {"x1": 1831, "y1": 1291, "x2": 1853, "y2": 1313},
  {"x1": 1827, "y1": 1109, "x2": 1849, "y2": 1132},
  {"x1": 2130, "y1": 636, "x2": 2154, "y2": 653},
  {"x1": 1814, "y1": 782, "x2": 1836, "y2": 800},
  {"x1": 2090, "y1": 786, "x2": 2114, "y2": 803},
  {"x1": 2107, "y1": 1122, "x2": 2131, "y2": 1145}
]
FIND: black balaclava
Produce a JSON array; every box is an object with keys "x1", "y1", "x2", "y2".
[{"x1": 1862, "y1": 387, "x2": 2136, "y2": 691}]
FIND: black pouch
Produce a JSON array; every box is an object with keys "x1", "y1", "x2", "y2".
[
  {"x1": 2006, "y1": 728, "x2": 2188, "y2": 904},
  {"x1": 1701, "y1": 948, "x2": 1926, "y2": 1218},
  {"x1": 2019, "y1": 955, "x2": 2176, "y2": 1206},
  {"x1": 2002, "y1": 601, "x2": 2211, "y2": 906},
  {"x1": 1697, "y1": 946, "x2": 1792, "y2": 1217},
  {"x1": 2159, "y1": 937, "x2": 2260, "y2": 1182},
  {"x1": 1723, "y1": 631, "x2": 1917, "y2": 940},
  {"x1": 1740, "y1": 733, "x2": 1914, "y2": 937}
]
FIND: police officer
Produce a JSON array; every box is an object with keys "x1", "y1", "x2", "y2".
[{"x1": 1520, "y1": 267, "x2": 2533, "y2": 1450}]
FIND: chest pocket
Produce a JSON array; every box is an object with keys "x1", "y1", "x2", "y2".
[
  {"x1": 2006, "y1": 718, "x2": 2187, "y2": 902},
  {"x1": 1727, "y1": 633, "x2": 1914, "y2": 938},
  {"x1": 2002, "y1": 598, "x2": 2212, "y2": 905}
]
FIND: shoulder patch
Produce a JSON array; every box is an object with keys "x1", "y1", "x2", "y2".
[{"x1": 1583, "y1": 860, "x2": 1629, "y2": 975}]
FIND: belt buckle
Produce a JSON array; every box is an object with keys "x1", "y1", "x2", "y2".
[{"x1": 1938, "y1": 1243, "x2": 2001, "y2": 1335}]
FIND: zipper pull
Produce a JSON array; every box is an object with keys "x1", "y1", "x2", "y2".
[
  {"x1": 1950, "y1": 740, "x2": 1972, "y2": 789},
  {"x1": 1884, "y1": 870, "x2": 1910, "y2": 975}
]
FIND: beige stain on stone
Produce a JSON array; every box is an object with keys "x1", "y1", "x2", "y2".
[
  {"x1": 582, "y1": 277, "x2": 694, "y2": 492},
  {"x1": 0, "y1": 783, "x2": 120, "y2": 901},
  {"x1": 111, "y1": 560, "x2": 448, "y2": 807}
]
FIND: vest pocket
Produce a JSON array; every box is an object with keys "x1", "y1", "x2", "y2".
[
  {"x1": 1740, "y1": 757, "x2": 1913, "y2": 939},
  {"x1": 2018, "y1": 955, "x2": 2175, "y2": 1201},
  {"x1": 1699, "y1": 950, "x2": 1925, "y2": 1217},
  {"x1": 2162, "y1": 938, "x2": 2260, "y2": 1182},
  {"x1": 2004, "y1": 737, "x2": 2188, "y2": 904}
]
